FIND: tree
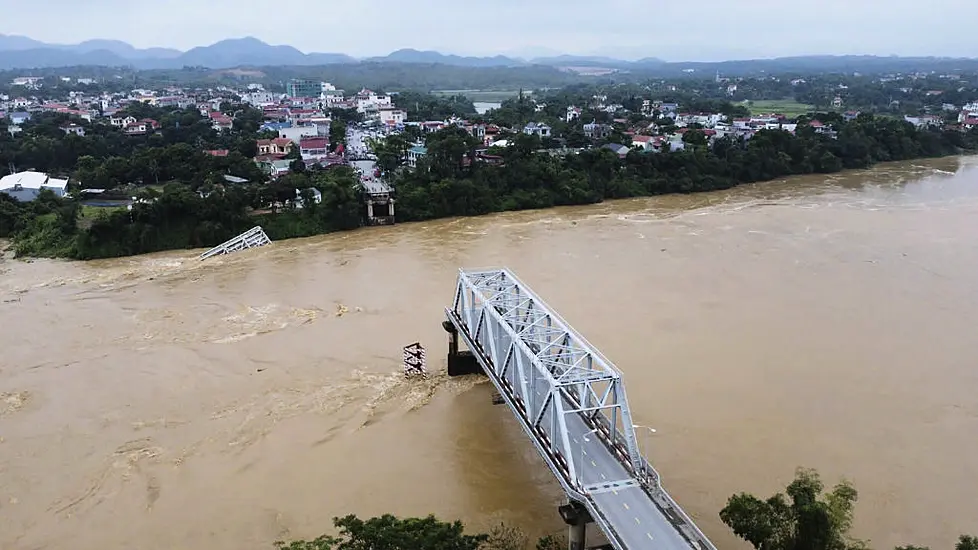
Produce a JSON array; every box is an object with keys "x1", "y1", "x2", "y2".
[
  {"x1": 722, "y1": 469, "x2": 976, "y2": 550},
  {"x1": 480, "y1": 523, "x2": 527, "y2": 550},
  {"x1": 275, "y1": 514, "x2": 487, "y2": 550},
  {"x1": 719, "y1": 468, "x2": 863, "y2": 550}
]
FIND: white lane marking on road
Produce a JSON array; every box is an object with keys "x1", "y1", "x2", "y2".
[
  {"x1": 600, "y1": 473, "x2": 606, "y2": 480},
  {"x1": 622, "y1": 503, "x2": 630, "y2": 510},
  {"x1": 591, "y1": 460, "x2": 596, "y2": 467},
  {"x1": 635, "y1": 517, "x2": 641, "y2": 525},
  {"x1": 647, "y1": 533, "x2": 654, "y2": 540}
]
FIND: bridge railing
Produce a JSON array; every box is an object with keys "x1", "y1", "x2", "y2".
[{"x1": 451, "y1": 268, "x2": 645, "y2": 490}]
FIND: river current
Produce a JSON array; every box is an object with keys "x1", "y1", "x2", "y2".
[{"x1": 1, "y1": 157, "x2": 976, "y2": 550}]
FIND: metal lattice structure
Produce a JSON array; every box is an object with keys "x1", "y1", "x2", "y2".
[
  {"x1": 199, "y1": 226, "x2": 271, "y2": 260},
  {"x1": 445, "y1": 268, "x2": 717, "y2": 550}
]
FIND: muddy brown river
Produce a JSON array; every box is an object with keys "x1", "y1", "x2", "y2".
[{"x1": 1, "y1": 157, "x2": 977, "y2": 550}]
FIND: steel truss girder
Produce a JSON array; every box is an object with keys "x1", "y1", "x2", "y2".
[{"x1": 450, "y1": 268, "x2": 645, "y2": 489}]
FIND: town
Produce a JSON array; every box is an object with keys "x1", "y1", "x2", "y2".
[{"x1": 2, "y1": 68, "x2": 978, "y2": 259}]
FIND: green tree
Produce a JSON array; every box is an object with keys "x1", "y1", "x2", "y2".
[{"x1": 719, "y1": 468, "x2": 863, "y2": 550}]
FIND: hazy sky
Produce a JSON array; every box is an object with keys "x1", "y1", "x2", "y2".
[{"x1": 4, "y1": 0, "x2": 978, "y2": 61}]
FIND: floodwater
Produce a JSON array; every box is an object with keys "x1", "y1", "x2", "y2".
[{"x1": 2, "y1": 157, "x2": 977, "y2": 550}]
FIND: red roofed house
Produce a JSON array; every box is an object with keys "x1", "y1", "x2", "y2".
[
  {"x1": 631, "y1": 134, "x2": 655, "y2": 151},
  {"x1": 299, "y1": 137, "x2": 329, "y2": 159},
  {"x1": 209, "y1": 111, "x2": 233, "y2": 131},
  {"x1": 205, "y1": 149, "x2": 230, "y2": 157}
]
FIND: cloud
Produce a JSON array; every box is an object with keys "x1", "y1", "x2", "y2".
[{"x1": 2, "y1": 0, "x2": 977, "y2": 60}]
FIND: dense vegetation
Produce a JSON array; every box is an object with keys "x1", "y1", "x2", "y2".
[
  {"x1": 3, "y1": 107, "x2": 976, "y2": 260},
  {"x1": 388, "y1": 113, "x2": 978, "y2": 222}
]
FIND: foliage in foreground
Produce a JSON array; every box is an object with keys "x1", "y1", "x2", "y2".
[
  {"x1": 721, "y1": 468, "x2": 976, "y2": 550},
  {"x1": 273, "y1": 514, "x2": 566, "y2": 550}
]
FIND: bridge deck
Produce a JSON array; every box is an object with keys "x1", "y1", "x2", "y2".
[{"x1": 446, "y1": 268, "x2": 715, "y2": 550}]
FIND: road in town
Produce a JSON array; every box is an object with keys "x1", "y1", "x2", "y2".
[{"x1": 1, "y1": 157, "x2": 977, "y2": 550}]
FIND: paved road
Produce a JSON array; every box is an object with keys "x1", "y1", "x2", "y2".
[
  {"x1": 467, "y1": 314, "x2": 700, "y2": 550},
  {"x1": 530, "y1": 375, "x2": 695, "y2": 550}
]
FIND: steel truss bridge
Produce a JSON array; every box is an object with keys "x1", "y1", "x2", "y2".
[{"x1": 444, "y1": 268, "x2": 716, "y2": 550}]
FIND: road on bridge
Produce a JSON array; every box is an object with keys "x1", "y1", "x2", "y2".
[{"x1": 530, "y1": 376, "x2": 695, "y2": 550}]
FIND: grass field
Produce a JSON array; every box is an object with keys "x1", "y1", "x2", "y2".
[
  {"x1": 745, "y1": 99, "x2": 815, "y2": 117},
  {"x1": 432, "y1": 89, "x2": 521, "y2": 102}
]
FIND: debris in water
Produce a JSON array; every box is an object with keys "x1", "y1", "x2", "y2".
[{"x1": 335, "y1": 304, "x2": 349, "y2": 317}]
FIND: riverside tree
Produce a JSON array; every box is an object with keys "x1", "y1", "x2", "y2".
[{"x1": 720, "y1": 468, "x2": 976, "y2": 550}]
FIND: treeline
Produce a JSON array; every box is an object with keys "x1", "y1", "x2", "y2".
[
  {"x1": 2, "y1": 168, "x2": 363, "y2": 259},
  {"x1": 390, "y1": 113, "x2": 978, "y2": 222},
  {"x1": 3, "y1": 112, "x2": 977, "y2": 261}
]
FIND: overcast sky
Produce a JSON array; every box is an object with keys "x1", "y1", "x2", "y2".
[{"x1": 4, "y1": 0, "x2": 978, "y2": 61}]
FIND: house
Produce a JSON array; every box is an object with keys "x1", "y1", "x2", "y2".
[
  {"x1": 566, "y1": 106, "x2": 583, "y2": 122},
  {"x1": 379, "y1": 107, "x2": 407, "y2": 126},
  {"x1": 256, "y1": 137, "x2": 294, "y2": 156},
  {"x1": 355, "y1": 88, "x2": 392, "y2": 113},
  {"x1": 601, "y1": 143, "x2": 630, "y2": 158},
  {"x1": 124, "y1": 122, "x2": 150, "y2": 135},
  {"x1": 279, "y1": 125, "x2": 319, "y2": 144},
  {"x1": 843, "y1": 111, "x2": 861, "y2": 122},
  {"x1": 523, "y1": 122, "x2": 551, "y2": 137},
  {"x1": 205, "y1": 149, "x2": 230, "y2": 157},
  {"x1": 110, "y1": 115, "x2": 137, "y2": 127},
  {"x1": 407, "y1": 145, "x2": 428, "y2": 168},
  {"x1": 0, "y1": 171, "x2": 69, "y2": 201},
  {"x1": 209, "y1": 111, "x2": 233, "y2": 131},
  {"x1": 631, "y1": 135, "x2": 654, "y2": 151},
  {"x1": 295, "y1": 187, "x2": 323, "y2": 208},
  {"x1": 256, "y1": 158, "x2": 292, "y2": 178},
  {"x1": 299, "y1": 137, "x2": 329, "y2": 159},
  {"x1": 60, "y1": 123, "x2": 85, "y2": 136},
  {"x1": 904, "y1": 115, "x2": 942, "y2": 128},
  {"x1": 583, "y1": 122, "x2": 612, "y2": 140},
  {"x1": 8, "y1": 111, "x2": 30, "y2": 125}
]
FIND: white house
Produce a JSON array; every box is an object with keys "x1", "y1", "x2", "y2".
[
  {"x1": 566, "y1": 106, "x2": 583, "y2": 122},
  {"x1": 60, "y1": 123, "x2": 86, "y2": 137},
  {"x1": 279, "y1": 125, "x2": 319, "y2": 144},
  {"x1": 523, "y1": 122, "x2": 551, "y2": 137},
  {"x1": 0, "y1": 171, "x2": 69, "y2": 201},
  {"x1": 379, "y1": 107, "x2": 407, "y2": 126}
]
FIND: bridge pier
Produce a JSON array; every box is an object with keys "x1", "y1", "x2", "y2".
[
  {"x1": 441, "y1": 321, "x2": 483, "y2": 377},
  {"x1": 559, "y1": 502, "x2": 593, "y2": 550}
]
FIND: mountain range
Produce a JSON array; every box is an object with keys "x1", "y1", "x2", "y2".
[
  {"x1": 1, "y1": 34, "x2": 977, "y2": 75},
  {"x1": 0, "y1": 34, "x2": 665, "y2": 70}
]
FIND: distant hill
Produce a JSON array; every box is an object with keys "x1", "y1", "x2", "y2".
[
  {"x1": 0, "y1": 34, "x2": 976, "y2": 75},
  {"x1": 368, "y1": 48, "x2": 524, "y2": 67},
  {"x1": 0, "y1": 35, "x2": 354, "y2": 70}
]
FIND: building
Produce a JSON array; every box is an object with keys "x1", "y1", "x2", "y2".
[
  {"x1": 379, "y1": 107, "x2": 407, "y2": 126},
  {"x1": 257, "y1": 138, "x2": 294, "y2": 156},
  {"x1": 286, "y1": 79, "x2": 322, "y2": 99},
  {"x1": 299, "y1": 137, "x2": 329, "y2": 159},
  {"x1": 407, "y1": 145, "x2": 428, "y2": 168},
  {"x1": 523, "y1": 122, "x2": 551, "y2": 137},
  {"x1": 60, "y1": 123, "x2": 86, "y2": 137},
  {"x1": 8, "y1": 111, "x2": 31, "y2": 125},
  {"x1": 278, "y1": 125, "x2": 319, "y2": 144},
  {"x1": 583, "y1": 122, "x2": 612, "y2": 140},
  {"x1": 0, "y1": 171, "x2": 69, "y2": 201}
]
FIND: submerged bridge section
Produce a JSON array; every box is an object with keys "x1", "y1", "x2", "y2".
[
  {"x1": 443, "y1": 268, "x2": 716, "y2": 550},
  {"x1": 199, "y1": 226, "x2": 271, "y2": 260}
]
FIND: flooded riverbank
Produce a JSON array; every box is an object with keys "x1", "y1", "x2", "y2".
[{"x1": 1, "y1": 156, "x2": 976, "y2": 550}]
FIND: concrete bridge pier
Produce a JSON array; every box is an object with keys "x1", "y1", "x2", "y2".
[
  {"x1": 559, "y1": 502, "x2": 593, "y2": 550},
  {"x1": 442, "y1": 321, "x2": 483, "y2": 377}
]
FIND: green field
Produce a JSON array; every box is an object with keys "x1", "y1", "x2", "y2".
[
  {"x1": 745, "y1": 100, "x2": 815, "y2": 117},
  {"x1": 432, "y1": 89, "x2": 521, "y2": 102}
]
